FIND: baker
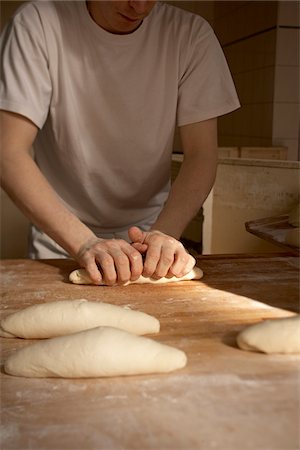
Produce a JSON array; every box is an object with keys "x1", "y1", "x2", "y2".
[{"x1": 0, "y1": 1, "x2": 239, "y2": 285}]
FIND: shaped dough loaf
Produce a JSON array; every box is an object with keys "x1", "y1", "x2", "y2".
[
  {"x1": 237, "y1": 315, "x2": 300, "y2": 354},
  {"x1": 4, "y1": 326, "x2": 187, "y2": 378},
  {"x1": 0, "y1": 299, "x2": 159, "y2": 339},
  {"x1": 69, "y1": 266, "x2": 203, "y2": 285}
]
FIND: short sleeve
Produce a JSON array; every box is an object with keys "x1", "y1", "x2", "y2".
[
  {"x1": 0, "y1": 4, "x2": 52, "y2": 128},
  {"x1": 177, "y1": 20, "x2": 240, "y2": 126}
]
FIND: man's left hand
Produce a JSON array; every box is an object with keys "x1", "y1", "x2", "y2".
[{"x1": 128, "y1": 226, "x2": 195, "y2": 279}]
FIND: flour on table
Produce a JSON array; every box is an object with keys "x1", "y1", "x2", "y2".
[
  {"x1": 69, "y1": 267, "x2": 203, "y2": 286},
  {"x1": 237, "y1": 315, "x2": 300, "y2": 354},
  {"x1": 4, "y1": 326, "x2": 187, "y2": 378},
  {"x1": 0, "y1": 299, "x2": 159, "y2": 339}
]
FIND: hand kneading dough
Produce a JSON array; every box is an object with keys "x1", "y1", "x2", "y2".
[
  {"x1": 69, "y1": 266, "x2": 203, "y2": 285},
  {"x1": 237, "y1": 315, "x2": 300, "y2": 354},
  {"x1": 0, "y1": 299, "x2": 159, "y2": 339},
  {"x1": 4, "y1": 326, "x2": 187, "y2": 378}
]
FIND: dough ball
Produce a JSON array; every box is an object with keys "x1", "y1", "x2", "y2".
[
  {"x1": 69, "y1": 266, "x2": 203, "y2": 285},
  {"x1": 4, "y1": 326, "x2": 187, "y2": 378},
  {"x1": 237, "y1": 315, "x2": 300, "y2": 354},
  {"x1": 0, "y1": 299, "x2": 159, "y2": 339}
]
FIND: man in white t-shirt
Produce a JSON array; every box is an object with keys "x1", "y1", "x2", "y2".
[{"x1": 0, "y1": 1, "x2": 240, "y2": 285}]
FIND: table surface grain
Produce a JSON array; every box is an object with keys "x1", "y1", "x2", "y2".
[{"x1": 1, "y1": 254, "x2": 299, "y2": 450}]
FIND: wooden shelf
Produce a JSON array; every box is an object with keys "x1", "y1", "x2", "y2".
[{"x1": 245, "y1": 215, "x2": 299, "y2": 255}]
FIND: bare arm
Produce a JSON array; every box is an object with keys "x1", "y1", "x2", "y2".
[
  {"x1": 153, "y1": 118, "x2": 218, "y2": 237},
  {"x1": 130, "y1": 118, "x2": 218, "y2": 277},
  {"x1": 0, "y1": 111, "x2": 96, "y2": 256},
  {"x1": 0, "y1": 111, "x2": 143, "y2": 284}
]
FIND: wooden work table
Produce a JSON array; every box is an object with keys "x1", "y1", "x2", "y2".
[{"x1": 1, "y1": 254, "x2": 299, "y2": 450}]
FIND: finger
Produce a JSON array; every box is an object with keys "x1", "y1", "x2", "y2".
[
  {"x1": 171, "y1": 249, "x2": 196, "y2": 277},
  {"x1": 78, "y1": 246, "x2": 103, "y2": 284},
  {"x1": 120, "y1": 244, "x2": 144, "y2": 281},
  {"x1": 142, "y1": 242, "x2": 162, "y2": 278},
  {"x1": 108, "y1": 241, "x2": 144, "y2": 283},
  {"x1": 84, "y1": 260, "x2": 103, "y2": 285},
  {"x1": 185, "y1": 254, "x2": 196, "y2": 273},
  {"x1": 152, "y1": 244, "x2": 175, "y2": 278},
  {"x1": 95, "y1": 252, "x2": 117, "y2": 286},
  {"x1": 107, "y1": 248, "x2": 132, "y2": 284},
  {"x1": 152, "y1": 236, "x2": 178, "y2": 278},
  {"x1": 131, "y1": 242, "x2": 148, "y2": 253},
  {"x1": 128, "y1": 226, "x2": 145, "y2": 244}
]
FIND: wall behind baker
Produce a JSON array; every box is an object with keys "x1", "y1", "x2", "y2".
[
  {"x1": 214, "y1": 1, "x2": 299, "y2": 161},
  {"x1": 0, "y1": 1, "x2": 25, "y2": 29}
]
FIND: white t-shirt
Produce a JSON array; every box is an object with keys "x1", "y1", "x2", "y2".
[{"x1": 0, "y1": 1, "x2": 239, "y2": 241}]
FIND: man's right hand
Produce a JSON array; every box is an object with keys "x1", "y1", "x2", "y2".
[{"x1": 76, "y1": 237, "x2": 144, "y2": 286}]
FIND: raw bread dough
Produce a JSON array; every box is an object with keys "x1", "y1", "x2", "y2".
[
  {"x1": 69, "y1": 266, "x2": 203, "y2": 286},
  {"x1": 4, "y1": 326, "x2": 187, "y2": 378},
  {"x1": 0, "y1": 299, "x2": 159, "y2": 339},
  {"x1": 237, "y1": 315, "x2": 300, "y2": 354}
]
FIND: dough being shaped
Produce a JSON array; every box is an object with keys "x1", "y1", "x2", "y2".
[
  {"x1": 237, "y1": 315, "x2": 300, "y2": 354},
  {"x1": 4, "y1": 326, "x2": 187, "y2": 378},
  {"x1": 69, "y1": 266, "x2": 203, "y2": 286},
  {"x1": 0, "y1": 299, "x2": 159, "y2": 339}
]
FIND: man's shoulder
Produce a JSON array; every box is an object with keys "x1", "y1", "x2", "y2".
[
  {"x1": 8, "y1": 1, "x2": 57, "y2": 29},
  {"x1": 12, "y1": 1, "x2": 54, "y2": 18},
  {"x1": 7, "y1": 0, "x2": 81, "y2": 37},
  {"x1": 155, "y1": 2, "x2": 207, "y2": 25},
  {"x1": 11, "y1": 1, "x2": 79, "y2": 25},
  {"x1": 153, "y1": 2, "x2": 211, "y2": 37}
]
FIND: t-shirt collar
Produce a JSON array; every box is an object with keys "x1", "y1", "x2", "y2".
[{"x1": 80, "y1": 1, "x2": 156, "y2": 44}]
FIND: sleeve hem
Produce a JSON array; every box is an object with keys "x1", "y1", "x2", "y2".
[
  {"x1": 177, "y1": 100, "x2": 240, "y2": 127},
  {"x1": 0, "y1": 100, "x2": 45, "y2": 129}
]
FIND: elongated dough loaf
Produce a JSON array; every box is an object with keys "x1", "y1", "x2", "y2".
[
  {"x1": 69, "y1": 266, "x2": 203, "y2": 285},
  {"x1": 4, "y1": 326, "x2": 187, "y2": 378},
  {"x1": 237, "y1": 315, "x2": 300, "y2": 354},
  {"x1": 0, "y1": 299, "x2": 159, "y2": 339}
]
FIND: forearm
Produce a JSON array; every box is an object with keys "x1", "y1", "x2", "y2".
[
  {"x1": 152, "y1": 118, "x2": 218, "y2": 239},
  {"x1": 0, "y1": 111, "x2": 95, "y2": 257},
  {"x1": 151, "y1": 153, "x2": 217, "y2": 239},
  {"x1": 1, "y1": 154, "x2": 95, "y2": 257}
]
